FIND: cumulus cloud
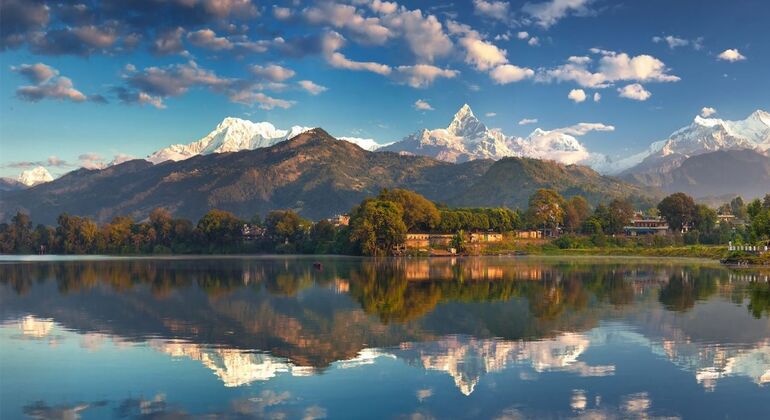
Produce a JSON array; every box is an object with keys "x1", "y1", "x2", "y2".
[
  {"x1": 273, "y1": 6, "x2": 292, "y2": 20},
  {"x1": 114, "y1": 87, "x2": 166, "y2": 109},
  {"x1": 717, "y1": 48, "x2": 746, "y2": 62},
  {"x1": 319, "y1": 31, "x2": 392, "y2": 75},
  {"x1": 298, "y1": 80, "x2": 328, "y2": 95},
  {"x1": 78, "y1": 153, "x2": 106, "y2": 170},
  {"x1": 537, "y1": 49, "x2": 680, "y2": 88},
  {"x1": 485, "y1": 112, "x2": 496, "y2": 117},
  {"x1": 150, "y1": 27, "x2": 186, "y2": 56},
  {"x1": 12, "y1": 63, "x2": 92, "y2": 103},
  {"x1": 528, "y1": 36, "x2": 540, "y2": 46},
  {"x1": 473, "y1": 0, "x2": 510, "y2": 21},
  {"x1": 568, "y1": 88, "x2": 587, "y2": 103},
  {"x1": 593, "y1": 92, "x2": 601, "y2": 102},
  {"x1": 459, "y1": 33, "x2": 508, "y2": 71},
  {"x1": 393, "y1": 64, "x2": 458, "y2": 88},
  {"x1": 0, "y1": 0, "x2": 50, "y2": 49},
  {"x1": 617, "y1": 83, "x2": 651, "y2": 101},
  {"x1": 517, "y1": 31, "x2": 529, "y2": 39},
  {"x1": 117, "y1": 61, "x2": 294, "y2": 109},
  {"x1": 555, "y1": 122, "x2": 615, "y2": 136},
  {"x1": 377, "y1": 6, "x2": 453, "y2": 63},
  {"x1": 250, "y1": 64, "x2": 296, "y2": 82},
  {"x1": 11, "y1": 63, "x2": 56, "y2": 84},
  {"x1": 522, "y1": 0, "x2": 596, "y2": 28},
  {"x1": 519, "y1": 118, "x2": 538, "y2": 125},
  {"x1": 700, "y1": 107, "x2": 717, "y2": 117},
  {"x1": 490, "y1": 64, "x2": 535, "y2": 84},
  {"x1": 27, "y1": 24, "x2": 120, "y2": 56},
  {"x1": 414, "y1": 99, "x2": 434, "y2": 111},
  {"x1": 303, "y1": 2, "x2": 391, "y2": 45},
  {"x1": 187, "y1": 29, "x2": 233, "y2": 50}
]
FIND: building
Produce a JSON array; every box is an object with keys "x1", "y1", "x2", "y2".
[
  {"x1": 623, "y1": 218, "x2": 669, "y2": 236},
  {"x1": 470, "y1": 232, "x2": 504, "y2": 243},
  {"x1": 241, "y1": 224, "x2": 265, "y2": 240},
  {"x1": 404, "y1": 233, "x2": 430, "y2": 249},
  {"x1": 514, "y1": 230, "x2": 542, "y2": 239},
  {"x1": 328, "y1": 214, "x2": 350, "y2": 227}
]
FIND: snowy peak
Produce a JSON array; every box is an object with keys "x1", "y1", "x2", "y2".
[
  {"x1": 447, "y1": 104, "x2": 487, "y2": 137},
  {"x1": 146, "y1": 117, "x2": 391, "y2": 163},
  {"x1": 620, "y1": 109, "x2": 770, "y2": 176},
  {"x1": 17, "y1": 166, "x2": 53, "y2": 187},
  {"x1": 383, "y1": 104, "x2": 600, "y2": 166}
]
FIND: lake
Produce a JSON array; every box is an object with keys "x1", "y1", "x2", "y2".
[{"x1": 1, "y1": 256, "x2": 769, "y2": 419}]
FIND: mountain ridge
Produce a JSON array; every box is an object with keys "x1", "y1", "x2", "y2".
[{"x1": 0, "y1": 128, "x2": 648, "y2": 224}]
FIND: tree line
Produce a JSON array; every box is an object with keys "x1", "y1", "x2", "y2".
[{"x1": 2, "y1": 188, "x2": 769, "y2": 256}]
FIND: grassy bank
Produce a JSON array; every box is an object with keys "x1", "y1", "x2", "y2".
[{"x1": 479, "y1": 239, "x2": 728, "y2": 260}]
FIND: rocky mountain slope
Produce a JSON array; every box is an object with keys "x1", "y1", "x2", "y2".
[
  {"x1": 661, "y1": 149, "x2": 770, "y2": 199},
  {"x1": 0, "y1": 129, "x2": 647, "y2": 224}
]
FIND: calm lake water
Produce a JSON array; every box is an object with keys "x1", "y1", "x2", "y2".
[{"x1": 1, "y1": 256, "x2": 769, "y2": 419}]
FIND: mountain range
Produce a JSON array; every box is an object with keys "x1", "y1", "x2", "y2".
[{"x1": 0, "y1": 128, "x2": 647, "y2": 224}]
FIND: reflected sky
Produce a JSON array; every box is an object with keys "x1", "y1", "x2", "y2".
[{"x1": 1, "y1": 256, "x2": 769, "y2": 419}]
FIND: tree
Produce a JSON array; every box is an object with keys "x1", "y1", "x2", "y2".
[
  {"x1": 730, "y1": 196, "x2": 748, "y2": 219},
  {"x1": 605, "y1": 198, "x2": 635, "y2": 234},
  {"x1": 378, "y1": 189, "x2": 440, "y2": 232},
  {"x1": 196, "y1": 210, "x2": 242, "y2": 249},
  {"x1": 693, "y1": 204, "x2": 717, "y2": 233},
  {"x1": 526, "y1": 189, "x2": 565, "y2": 232},
  {"x1": 563, "y1": 196, "x2": 590, "y2": 233},
  {"x1": 658, "y1": 193, "x2": 696, "y2": 232},
  {"x1": 9, "y1": 212, "x2": 33, "y2": 253},
  {"x1": 349, "y1": 199, "x2": 407, "y2": 256},
  {"x1": 264, "y1": 210, "x2": 311, "y2": 245}
]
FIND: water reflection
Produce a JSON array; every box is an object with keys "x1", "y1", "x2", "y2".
[{"x1": 1, "y1": 257, "x2": 769, "y2": 418}]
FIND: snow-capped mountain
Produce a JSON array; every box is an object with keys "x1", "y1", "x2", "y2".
[
  {"x1": 17, "y1": 166, "x2": 53, "y2": 187},
  {"x1": 147, "y1": 117, "x2": 391, "y2": 163},
  {"x1": 147, "y1": 118, "x2": 313, "y2": 163},
  {"x1": 618, "y1": 110, "x2": 770, "y2": 177},
  {"x1": 383, "y1": 104, "x2": 596, "y2": 166}
]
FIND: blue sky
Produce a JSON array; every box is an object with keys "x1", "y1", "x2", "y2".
[{"x1": 1, "y1": 0, "x2": 768, "y2": 177}]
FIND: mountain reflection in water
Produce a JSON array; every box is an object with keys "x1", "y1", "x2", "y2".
[{"x1": 1, "y1": 256, "x2": 769, "y2": 419}]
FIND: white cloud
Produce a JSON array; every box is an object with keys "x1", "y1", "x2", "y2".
[
  {"x1": 187, "y1": 29, "x2": 233, "y2": 50},
  {"x1": 555, "y1": 122, "x2": 615, "y2": 136},
  {"x1": 528, "y1": 36, "x2": 540, "y2": 46},
  {"x1": 393, "y1": 64, "x2": 457, "y2": 88},
  {"x1": 320, "y1": 32, "x2": 392, "y2": 75},
  {"x1": 522, "y1": 0, "x2": 595, "y2": 29},
  {"x1": 537, "y1": 50, "x2": 680, "y2": 88},
  {"x1": 485, "y1": 112, "x2": 497, "y2": 117},
  {"x1": 303, "y1": 2, "x2": 391, "y2": 45},
  {"x1": 517, "y1": 31, "x2": 530, "y2": 39},
  {"x1": 652, "y1": 35, "x2": 686, "y2": 49},
  {"x1": 250, "y1": 64, "x2": 296, "y2": 82},
  {"x1": 327, "y1": 51, "x2": 392, "y2": 74},
  {"x1": 12, "y1": 63, "x2": 88, "y2": 103},
  {"x1": 459, "y1": 32, "x2": 508, "y2": 71},
  {"x1": 473, "y1": 0, "x2": 510, "y2": 21},
  {"x1": 617, "y1": 83, "x2": 651, "y2": 101},
  {"x1": 700, "y1": 106, "x2": 717, "y2": 117},
  {"x1": 490, "y1": 64, "x2": 535, "y2": 84},
  {"x1": 519, "y1": 118, "x2": 538, "y2": 125},
  {"x1": 273, "y1": 6, "x2": 292, "y2": 20},
  {"x1": 378, "y1": 7, "x2": 453, "y2": 63},
  {"x1": 568, "y1": 88, "x2": 586, "y2": 103},
  {"x1": 414, "y1": 99, "x2": 434, "y2": 110},
  {"x1": 228, "y1": 91, "x2": 294, "y2": 109},
  {"x1": 717, "y1": 48, "x2": 746, "y2": 62},
  {"x1": 593, "y1": 92, "x2": 601, "y2": 102},
  {"x1": 298, "y1": 80, "x2": 327, "y2": 95}
]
